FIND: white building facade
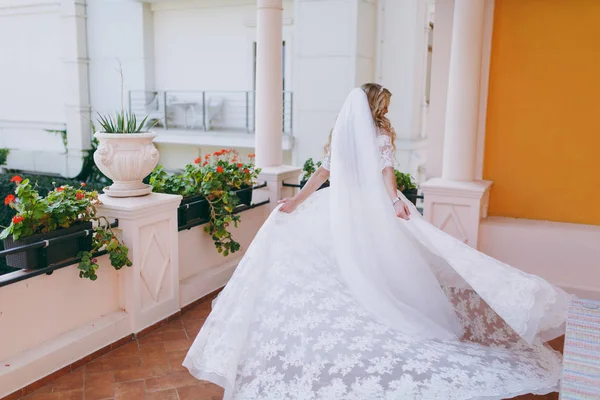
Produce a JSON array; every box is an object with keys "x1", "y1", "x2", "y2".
[{"x1": 0, "y1": 0, "x2": 434, "y2": 181}]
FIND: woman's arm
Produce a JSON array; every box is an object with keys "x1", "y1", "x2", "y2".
[
  {"x1": 279, "y1": 166, "x2": 330, "y2": 213},
  {"x1": 382, "y1": 166, "x2": 410, "y2": 220}
]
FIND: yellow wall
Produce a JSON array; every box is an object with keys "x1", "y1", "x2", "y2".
[{"x1": 484, "y1": 0, "x2": 600, "y2": 225}]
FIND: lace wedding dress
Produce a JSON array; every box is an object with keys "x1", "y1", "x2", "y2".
[{"x1": 184, "y1": 88, "x2": 572, "y2": 400}]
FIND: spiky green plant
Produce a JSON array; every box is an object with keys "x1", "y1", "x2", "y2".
[{"x1": 96, "y1": 110, "x2": 157, "y2": 134}]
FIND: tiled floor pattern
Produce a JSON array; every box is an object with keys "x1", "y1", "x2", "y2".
[{"x1": 16, "y1": 292, "x2": 564, "y2": 400}]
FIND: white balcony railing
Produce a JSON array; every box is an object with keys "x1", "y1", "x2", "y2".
[{"x1": 129, "y1": 90, "x2": 293, "y2": 134}]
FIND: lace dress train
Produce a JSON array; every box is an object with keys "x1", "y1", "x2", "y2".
[{"x1": 184, "y1": 92, "x2": 572, "y2": 400}]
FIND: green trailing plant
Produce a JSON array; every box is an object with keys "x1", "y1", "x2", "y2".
[
  {"x1": 0, "y1": 149, "x2": 9, "y2": 166},
  {"x1": 149, "y1": 150, "x2": 260, "y2": 256},
  {"x1": 0, "y1": 173, "x2": 105, "y2": 276},
  {"x1": 302, "y1": 158, "x2": 322, "y2": 181},
  {"x1": 394, "y1": 169, "x2": 417, "y2": 192},
  {"x1": 0, "y1": 176, "x2": 132, "y2": 280},
  {"x1": 149, "y1": 165, "x2": 191, "y2": 196},
  {"x1": 46, "y1": 129, "x2": 68, "y2": 152}
]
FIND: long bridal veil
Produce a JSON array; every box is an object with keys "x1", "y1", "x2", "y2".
[
  {"x1": 329, "y1": 88, "x2": 463, "y2": 340},
  {"x1": 329, "y1": 88, "x2": 572, "y2": 344}
]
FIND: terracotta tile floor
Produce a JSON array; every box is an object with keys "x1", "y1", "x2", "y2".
[{"x1": 18, "y1": 293, "x2": 564, "y2": 400}]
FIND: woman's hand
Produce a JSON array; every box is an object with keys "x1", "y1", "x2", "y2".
[
  {"x1": 278, "y1": 197, "x2": 299, "y2": 213},
  {"x1": 394, "y1": 200, "x2": 411, "y2": 220}
]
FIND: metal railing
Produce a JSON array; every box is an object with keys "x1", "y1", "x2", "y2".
[{"x1": 129, "y1": 90, "x2": 293, "y2": 134}]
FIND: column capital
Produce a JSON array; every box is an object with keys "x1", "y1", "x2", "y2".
[{"x1": 98, "y1": 193, "x2": 182, "y2": 222}]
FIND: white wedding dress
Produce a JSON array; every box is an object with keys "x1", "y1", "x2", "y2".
[{"x1": 184, "y1": 89, "x2": 573, "y2": 400}]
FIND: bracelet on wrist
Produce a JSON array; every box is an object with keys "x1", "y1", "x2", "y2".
[{"x1": 392, "y1": 197, "x2": 401, "y2": 206}]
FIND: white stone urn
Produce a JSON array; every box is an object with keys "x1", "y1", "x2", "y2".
[{"x1": 93, "y1": 132, "x2": 159, "y2": 197}]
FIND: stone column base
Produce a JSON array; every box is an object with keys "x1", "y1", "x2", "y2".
[
  {"x1": 98, "y1": 193, "x2": 182, "y2": 333},
  {"x1": 420, "y1": 178, "x2": 492, "y2": 248},
  {"x1": 258, "y1": 165, "x2": 302, "y2": 211}
]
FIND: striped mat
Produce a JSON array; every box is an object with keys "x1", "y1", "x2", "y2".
[{"x1": 560, "y1": 298, "x2": 600, "y2": 400}]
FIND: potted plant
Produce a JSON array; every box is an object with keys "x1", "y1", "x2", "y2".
[
  {"x1": 149, "y1": 165, "x2": 209, "y2": 227},
  {"x1": 394, "y1": 169, "x2": 418, "y2": 205},
  {"x1": 300, "y1": 158, "x2": 330, "y2": 190},
  {"x1": 93, "y1": 110, "x2": 159, "y2": 198},
  {"x1": 149, "y1": 149, "x2": 261, "y2": 256},
  {"x1": 0, "y1": 176, "x2": 132, "y2": 280},
  {"x1": 212, "y1": 150, "x2": 259, "y2": 206},
  {"x1": 93, "y1": 65, "x2": 160, "y2": 198}
]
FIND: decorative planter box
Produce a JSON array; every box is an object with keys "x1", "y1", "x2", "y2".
[
  {"x1": 178, "y1": 195, "x2": 210, "y2": 227},
  {"x1": 236, "y1": 186, "x2": 253, "y2": 206},
  {"x1": 300, "y1": 180, "x2": 330, "y2": 191},
  {"x1": 3, "y1": 221, "x2": 93, "y2": 270},
  {"x1": 403, "y1": 188, "x2": 419, "y2": 206}
]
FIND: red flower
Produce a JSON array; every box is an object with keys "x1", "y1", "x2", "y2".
[
  {"x1": 237, "y1": 163, "x2": 243, "y2": 168},
  {"x1": 81, "y1": 182, "x2": 86, "y2": 187},
  {"x1": 243, "y1": 168, "x2": 250, "y2": 174},
  {"x1": 56, "y1": 186, "x2": 65, "y2": 192},
  {"x1": 92, "y1": 258, "x2": 98, "y2": 264},
  {"x1": 202, "y1": 161, "x2": 208, "y2": 166},
  {"x1": 204, "y1": 153, "x2": 210, "y2": 159},
  {"x1": 10, "y1": 176, "x2": 22, "y2": 184},
  {"x1": 213, "y1": 151, "x2": 220, "y2": 156},
  {"x1": 248, "y1": 153, "x2": 255, "y2": 159},
  {"x1": 216, "y1": 166, "x2": 224, "y2": 173},
  {"x1": 76, "y1": 192, "x2": 85, "y2": 200},
  {"x1": 12, "y1": 215, "x2": 24, "y2": 224},
  {"x1": 4, "y1": 194, "x2": 15, "y2": 205},
  {"x1": 194, "y1": 157, "x2": 201, "y2": 164}
]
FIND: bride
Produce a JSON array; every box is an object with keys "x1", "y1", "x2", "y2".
[{"x1": 183, "y1": 84, "x2": 572, "y2": 400}]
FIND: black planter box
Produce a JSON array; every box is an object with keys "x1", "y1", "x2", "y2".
[
  {"x1": 3, "y1": 221, "x2": 93, "y2": 270},
  {"x1": 236, "y1": 186, "x2": 253, "y2": 206},
  {"x1": 300, "y1": 180, "x2": 330, "y2": 191},
  {"x1": 403, "y1": 188, "x2": 419, "y2": 206},
  {"x1": 178, "y1": 195, "x2": 210, "y2": 227}
]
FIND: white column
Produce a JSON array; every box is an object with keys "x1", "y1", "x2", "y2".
[
  {"x1": 441, "y1": 0, "x2": 486, "y2": 181},
  {"x1": 255, "y1": 0, "x2": 283, "y2": 168},
  {"x1": 421, "y1": 0, "x2": 493, "y2": 249},
  {"x1": 62, "y1": 0, "x2": 91, "y2": 177}
]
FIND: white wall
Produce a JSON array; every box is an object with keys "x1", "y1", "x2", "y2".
[
  {"x1": 0, "y1": 1, "x2": 66, "y2": 172},
  {"x1": 87, "y1": 0, "x2": 156, "y2": 116},
  {"x1": 292, "y1": 0, "x2": 377, "y2": 166},
  {"x1": 292, "y1": 0, "x2": 433, "y2": 181},
  {"x1": 376, "y1": 0, "x2": 432, "y2": 181},
  {"x1": 152, "y1": 0, "x2": 294, "y2": 92},
  {"x1": 479, "y1": 217, "x2": 600, "y2": 301}
]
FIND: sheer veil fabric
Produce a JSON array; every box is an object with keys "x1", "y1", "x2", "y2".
[
  {"x1": 329, "y1": 88, "x2": 571, "y2": 345},
  {"x1": 183, "y1": 87, "x2": 573, "y2": 400},
  {"x1": 329, "y1": 88, "x2": 463, "y2": 340}
]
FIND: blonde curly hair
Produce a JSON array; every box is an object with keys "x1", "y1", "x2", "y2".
[{"x1": 325, "y1": 83, "x2": 396, "y2": 154}]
